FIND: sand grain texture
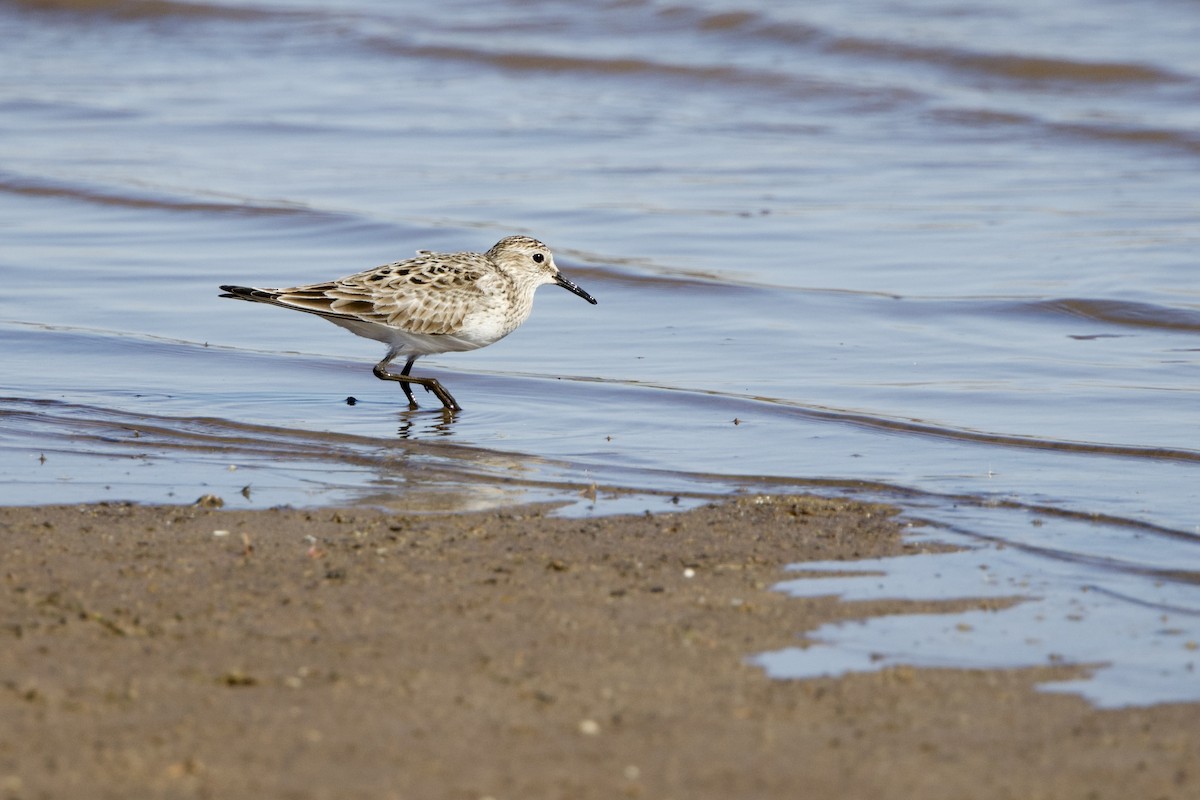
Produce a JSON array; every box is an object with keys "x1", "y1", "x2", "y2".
[{"x1": 1, "y1": 496, "x2": 1196, "y2": 799}]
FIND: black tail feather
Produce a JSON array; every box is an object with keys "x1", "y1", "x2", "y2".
[{"x1": 219, "y1": 285, "x2": 275, "y2": 301}]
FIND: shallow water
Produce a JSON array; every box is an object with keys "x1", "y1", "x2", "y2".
[{"x1": 2, "y1": 0, "x2": 1198, "y2": 707}]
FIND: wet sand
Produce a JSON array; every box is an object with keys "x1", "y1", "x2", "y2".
[{"x1": 1, "y1": 495, "x2": 1196, "y2": 799}]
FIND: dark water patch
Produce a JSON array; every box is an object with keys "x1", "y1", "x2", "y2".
[
  {"x1": 832, "y1": 36, "x2": 1180, "y2": 86},
  {"x1": 693, "y1": 10, "x2": 762, "y2": 33},
  {"x1": 1048, "y1": 121, "x2": 1200, "y2": 156},
  {"x1": 952, "y1": 53, "x2": 1172, "y2": 85},
  {"x1": 0, "y1": 169, "x2": 315, "y2": 218},
  {"x1": 571, "y1": 257, "x2": 905, "y2": 300},
  {"x1": 0, "y1": 169, "x2": 431, "y2": 252},
  {"x1": 657, "y1": 5, "x2": 821, "y2": 46},
  {"x1": 931, "y1": 104, "x2": 1200, "y2": 156},
  {"x1": 927, "y1": 106, "x2": 1037, "y2": 130},
  {"x1": 8, "y1": 0, "x2": 276, "y2": 22},
  {"x1": 1029, "y1": 298, "x2": 1200, "y2": 334}
]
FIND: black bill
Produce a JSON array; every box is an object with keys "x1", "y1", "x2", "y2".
[{"x1": 555, "y1": 272, "x2": 598, "y2": 305}]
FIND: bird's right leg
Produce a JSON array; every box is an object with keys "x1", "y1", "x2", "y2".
[{"x1": 373, "y1": 355, "x2": 462, "y2": 412}]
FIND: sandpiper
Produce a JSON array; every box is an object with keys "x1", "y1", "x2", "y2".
[{"x1": 219, "y1": 235, "x2": 597, "y2": 411}]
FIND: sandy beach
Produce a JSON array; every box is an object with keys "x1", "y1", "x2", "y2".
[{"x1": 1, "y1": 494, "x2": 1196, "y2": 799}]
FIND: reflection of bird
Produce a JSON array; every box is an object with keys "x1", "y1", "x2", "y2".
[{"x1": 220, "y1": 235, "x2": 597, "y2": 411}]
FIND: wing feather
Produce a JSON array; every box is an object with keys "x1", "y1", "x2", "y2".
[{"x1": 226, "y1": 251, "x2": 499, "y2": 336}]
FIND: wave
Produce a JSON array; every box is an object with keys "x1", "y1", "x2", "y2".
[
  {"x1": 766, "y1": 397, "x2": 1200, "y2": 465},
  {"x1": 8, "y1": 0, "x2": 273, "y2": 21},
  {"x1": 0, "y1": 164, "x2": 423, "y2": 242},
  {"x1": 363, "y1": 38, "x2": 900, "y2": 106},
  {"x1": 16, "y1": 0, "x2": 1190, "y2": 95},
  {"x1": 5, "y1": 389, "x2": 1197, "y2": 550},
  {"x1": 15, "y1": 0, "x2": 1196, "y2": 160},
  {"x1": 362, "y1": 19, "x2": 1199, "y2": 157},
  {"x1": 0, "y1": 393, "x2": 532, "y2": 488},
  {"x1": 0, "y1": 168, "x2": 330, "y2": 219},
  {"x1": 830, "y1": 37, "x2": 1180, "y2": 86},
  {"x1": 927, "y1": 107, "x2": 1200, "y2": 155},
  {"x1": 671, "y1": 6, "x2": 1185, "y2": 87},
  {"x1": 1028, "y1": 297, "x2": 1200, "y2": 334}
]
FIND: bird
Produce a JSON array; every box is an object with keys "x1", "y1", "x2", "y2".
[{"x1": 219, "y1": 235, "x2": 597, "y2": 411}]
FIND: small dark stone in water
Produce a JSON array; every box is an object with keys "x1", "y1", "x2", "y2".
[{"x1": 345, "y1": 396, "x2": 357, "y2": 406}]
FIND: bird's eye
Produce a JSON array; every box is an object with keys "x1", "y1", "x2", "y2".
[{"x1": 532, "y1": 253, "x2": 545, "y2": 263}]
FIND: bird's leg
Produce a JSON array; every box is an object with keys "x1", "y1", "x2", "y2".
[
  {"x1": 399, "y1": 358, "x2": 462, "y2": 412},
  {"x1": 373, "y1": 355, "x2": 462, "y2": 412},
  {"x1": 373, "y1": 355, "x2": 417, "y2": 407}
]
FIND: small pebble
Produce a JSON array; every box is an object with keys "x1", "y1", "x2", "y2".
[{"x1": 578, "y1": 719, "x2": 600, "y2": 736}]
